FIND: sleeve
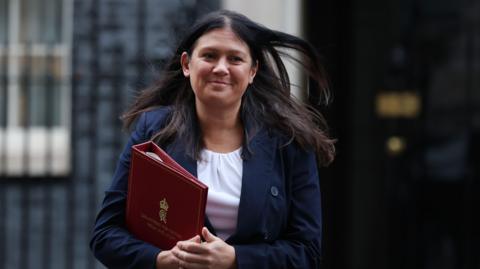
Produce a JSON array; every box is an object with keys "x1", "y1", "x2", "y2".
[
  {"x1": 89, "y1": 112, "x2": 161, "y2": 269},
  {"x1": 234, "y1": 148, "x2": 322, "y2": 269}
]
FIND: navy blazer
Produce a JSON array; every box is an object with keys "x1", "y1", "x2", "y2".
[{"x1": 90, "y1": 107, "x2": 322, "y2": 268}]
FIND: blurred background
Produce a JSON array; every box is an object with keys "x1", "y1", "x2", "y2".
[{"x1": 0, "y1": 0, "x2": 479, "y2": 268}]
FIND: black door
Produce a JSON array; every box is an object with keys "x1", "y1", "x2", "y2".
[{"x1": 306, "y1": 0, "x2": 480, "y2": 268}]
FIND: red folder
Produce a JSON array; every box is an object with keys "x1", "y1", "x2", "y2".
[{"x1": 126, "y1": 141, "x2": 208, "y2": 250}]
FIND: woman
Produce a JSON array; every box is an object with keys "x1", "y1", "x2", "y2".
[{"x1": 90, "y1": 9, "x2": 335, "y2": 269}]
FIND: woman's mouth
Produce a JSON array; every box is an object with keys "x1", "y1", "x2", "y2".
[{"x1": 209, "y1": 80, "x2": 230, "y2": 85}]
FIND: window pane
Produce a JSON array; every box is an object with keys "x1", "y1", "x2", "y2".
[
  {"x1": 1, "y1": 54, "x2": 7, "y2": 127},
  {"x1": 19, "y1": 0, "x2": 63, "y2": 44},
  {"x1": 45, "y1": 0, "x2": 63, "y2": 43},
  {"x1": 19, "y1": 0, "x2": 32, "y2": 42},
  {"x1": 0, "y1": 0, "x2": 7, "y2": 43},
  {"x1": 16, "y1": 53, "x2": 64, "y2": 127}
]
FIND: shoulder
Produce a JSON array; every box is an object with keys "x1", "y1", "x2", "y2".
[
  {"x1": 252, "y1": 128, "x2": 309, "y2": 158},
  {"x1": 268, "y1": 129, "x2": 317, "y2": 164},
  {"x1": 136, "y1": 106, "x2": 173, "y2": 138},
  {"x1": 265, "y1": 129, "x2": 300, "y2": 151},
  {"x1": 142, "y1": 106, "x2": 173, "y2": 124}
]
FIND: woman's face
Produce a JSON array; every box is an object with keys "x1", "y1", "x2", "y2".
[{"x1": 181, "y1": 27, "x2": 257, "y2": 111}]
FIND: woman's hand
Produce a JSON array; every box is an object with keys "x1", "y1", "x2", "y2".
[
  {"x1": 156, "y1": 235, "x2": 202, "y2": 269},
  {"x1": 172, "y1": 227, "x2": 237, "y2": 269}
]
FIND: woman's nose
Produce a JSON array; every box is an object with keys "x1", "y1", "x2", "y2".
[{"x1": 212, "y1": 58, "x2": 229, "y2": 75}]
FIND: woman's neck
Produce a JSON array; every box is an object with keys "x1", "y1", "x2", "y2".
[{"x1": 196, "y1": 103, "x2": 244, "y2": 153}]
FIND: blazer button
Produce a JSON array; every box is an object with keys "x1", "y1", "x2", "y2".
[
  {"x1": 270, "y1": 186, "x2": 278, "y2": 197},
  {"x1": 263, "y1": 231, "x2": 269, "y2": 240}
]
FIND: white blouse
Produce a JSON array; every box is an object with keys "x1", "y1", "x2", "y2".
[{"x1": 197, "y1": 148, "x2": 243, "y2": 240}]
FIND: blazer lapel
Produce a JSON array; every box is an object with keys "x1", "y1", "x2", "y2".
[{"x1": 229, "y1": 129, "x2": 276, "y2": 242}]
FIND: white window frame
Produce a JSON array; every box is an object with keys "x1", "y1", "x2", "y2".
[
  {"x1": 0, "y1": 0, "x2": 73, "y2": 176},
  {"x1": 222, "y1": 0, "x2": 305, "y2": 99}
]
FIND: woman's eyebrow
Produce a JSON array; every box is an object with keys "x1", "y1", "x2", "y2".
[{"x1": 197, "y1": 46, "x2": 248, "y2": 56}]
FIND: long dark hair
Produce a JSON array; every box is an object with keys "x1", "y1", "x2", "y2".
[{"x1": 122, "y1": 10, "x2": 335, "y2": 166}]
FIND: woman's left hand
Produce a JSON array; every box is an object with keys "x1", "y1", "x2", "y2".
[{"x1": 172, "y1": 227, "x2": 237, "y2": 269}]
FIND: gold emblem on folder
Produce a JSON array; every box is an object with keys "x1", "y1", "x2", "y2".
[{"x1": 159, "y1": 198, "x2": 169, "y2": 224}]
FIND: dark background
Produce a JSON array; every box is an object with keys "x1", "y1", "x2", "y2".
[
  {"x1": 307, "y1": 0, "x2": 479, "y2": 268},
  {"x1": 0, "y1": 0, "x2": 478, "y2": 268}
]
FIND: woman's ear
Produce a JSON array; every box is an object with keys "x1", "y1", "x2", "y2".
[
  {"x1": 181, "y1": 52, "x2": 190, "y2": 77},
  {"x1": 249, "y1": 60, "x2": 258, "y2": 84}
]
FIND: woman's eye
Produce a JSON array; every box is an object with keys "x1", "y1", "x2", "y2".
[
  {"x1": 203, "y1": 53, "x2": 215, "y2": 60},
  {"x1": 229, "y1": 56, "x2": 243, "y2": 63}
]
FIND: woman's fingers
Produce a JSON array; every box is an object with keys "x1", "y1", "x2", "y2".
[
  {"x1": 172, "y1": 232, "x2": 235, "y2": 269},
  {"x1": 185, "y1": 235, "x2": 202, "y2": 243},
  {"x1": 201, "y1": 227, "x2": 217, "y2": 243},
  {"x1": 172, "y1": 246, "x2": 209, "y2": 265},
  {"x1": 177, "y1": 241, "x2": 209, "y2": 254}
]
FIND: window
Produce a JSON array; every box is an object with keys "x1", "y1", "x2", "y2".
[{"x1": 0, "y1": 0, "x2": 73, "y2": 177}]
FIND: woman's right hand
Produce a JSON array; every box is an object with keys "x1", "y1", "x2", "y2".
[{"x1": 156, "y1": 235, "x2": 202, "y2": 269}]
